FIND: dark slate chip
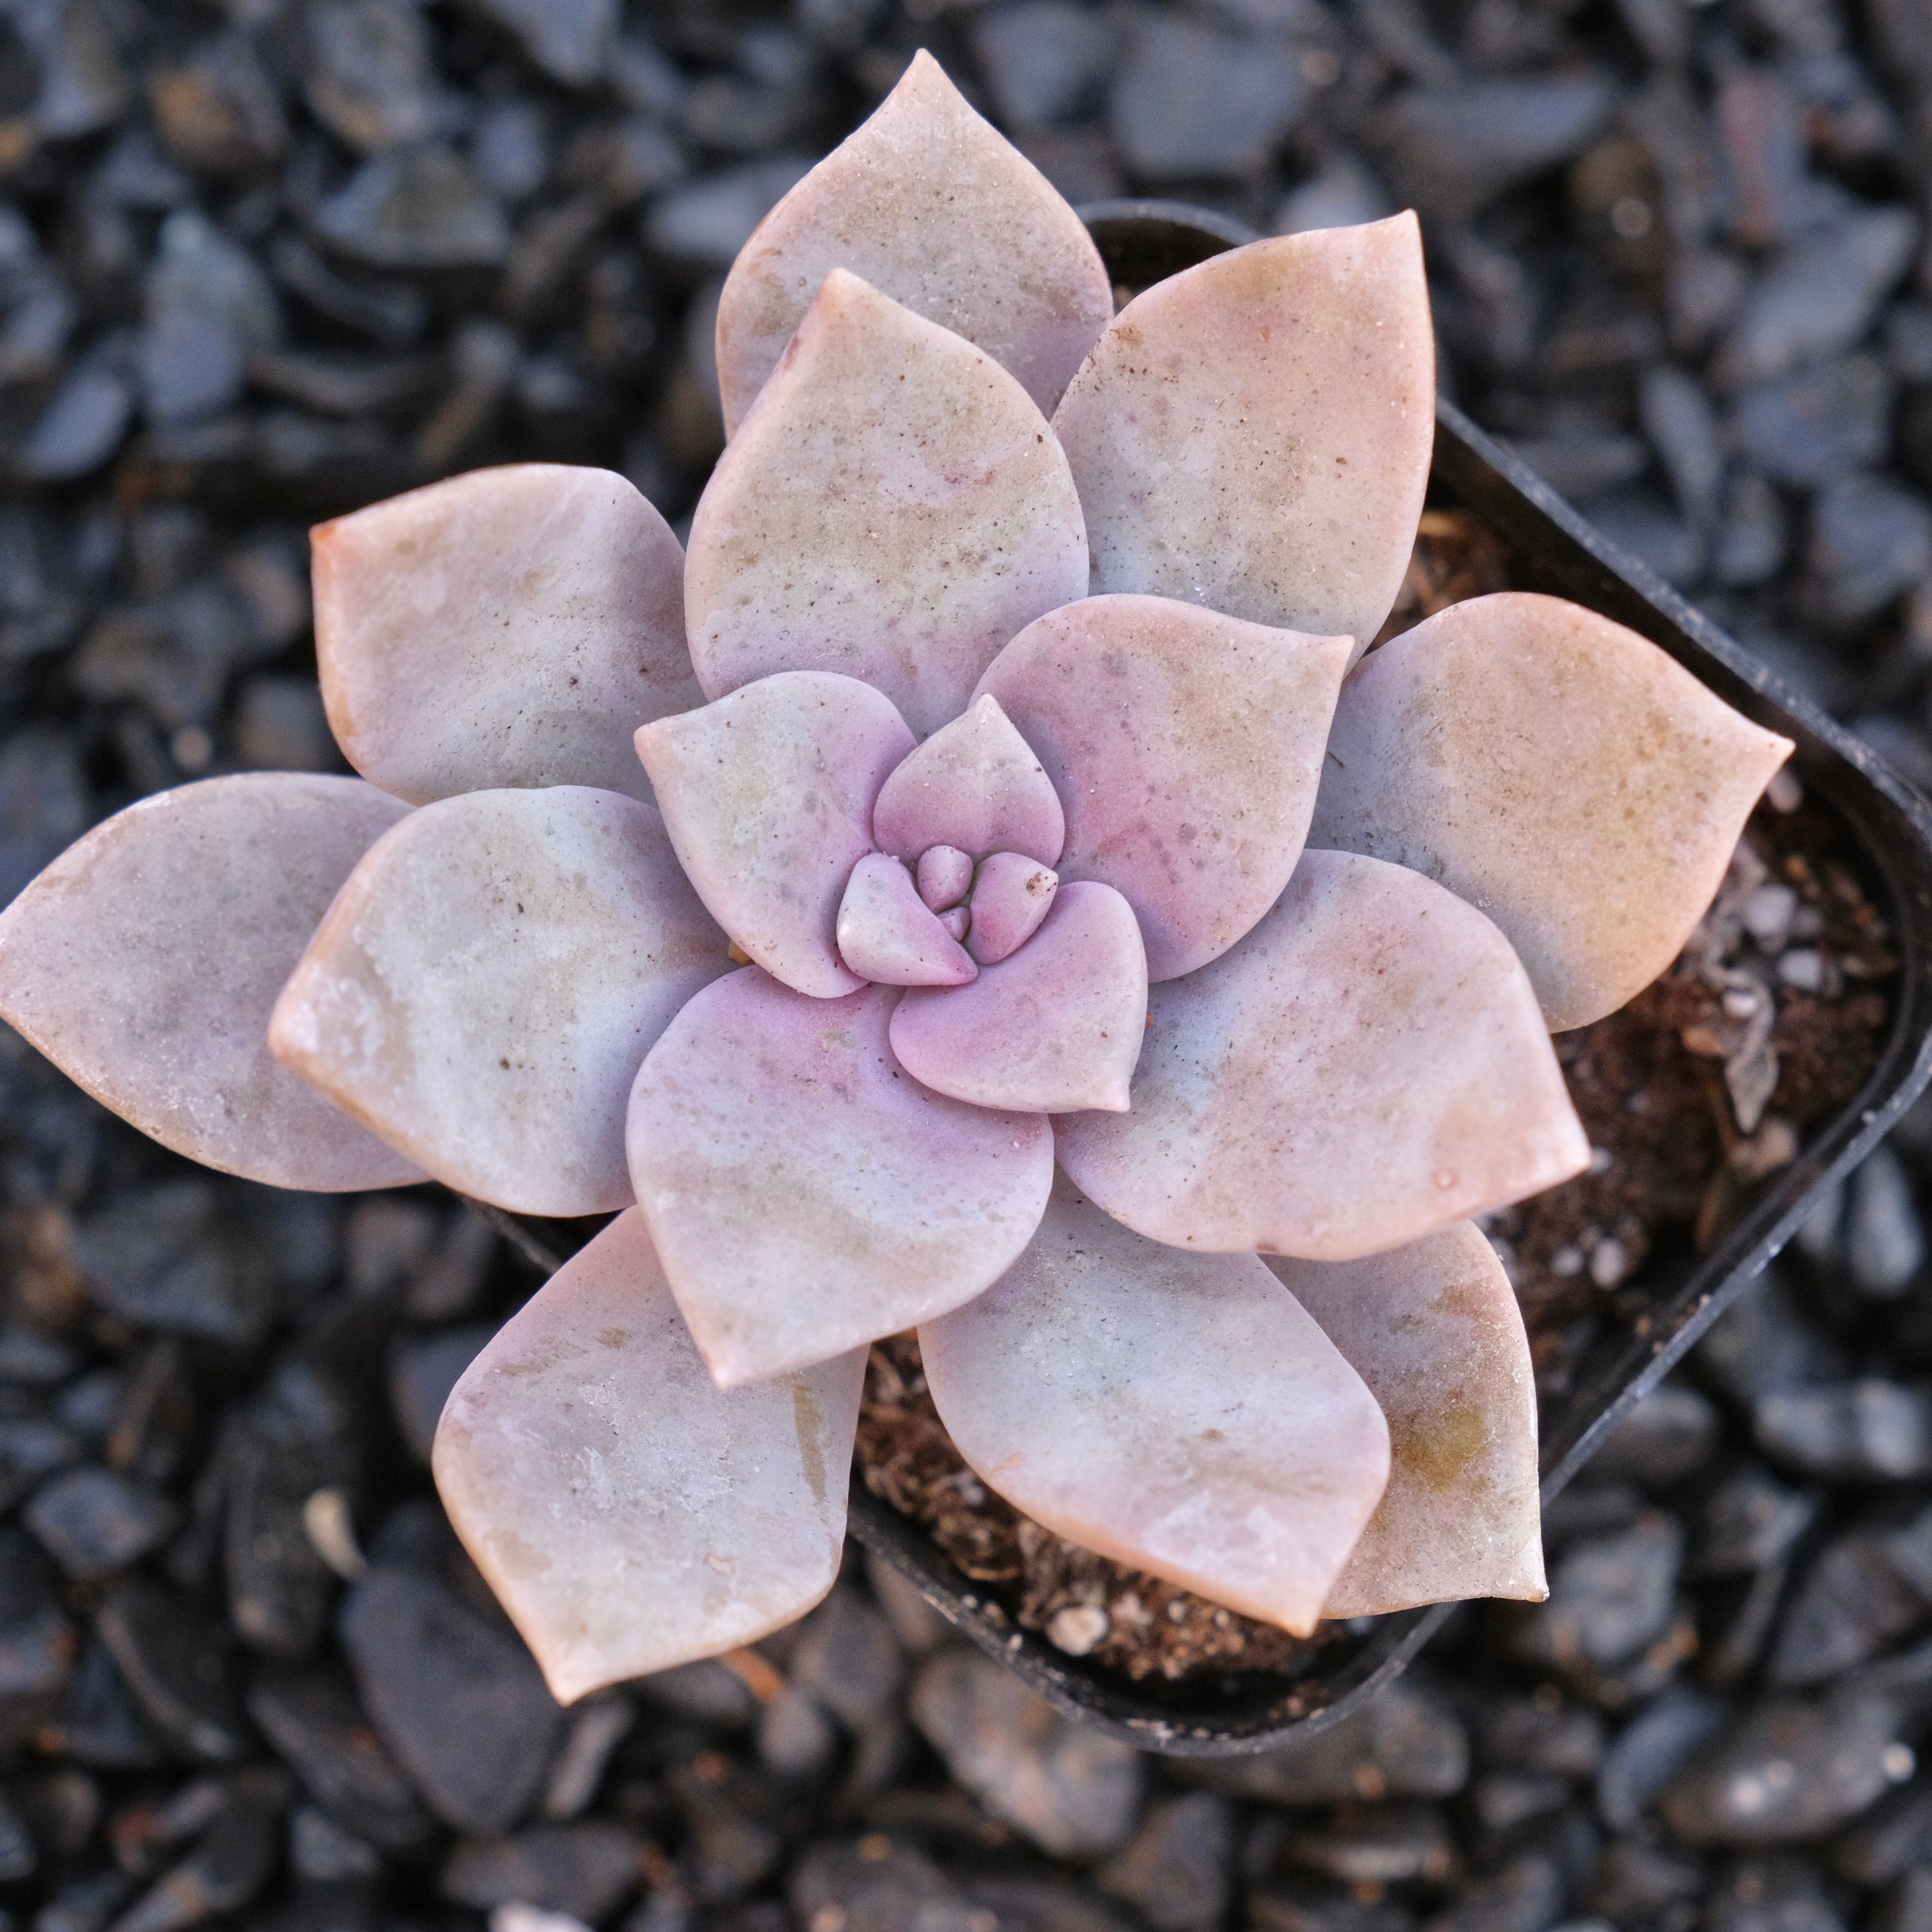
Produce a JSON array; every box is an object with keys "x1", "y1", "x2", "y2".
[
  {"x1": 1509, "y1": 1512, "x2": 1684, "y2": 1677},
  {"x1": 0, "y1": 1528, "x2": 75, "y2": 1755},
  {"x1": 971, "y1": 1, "x2": 1116, "y2": 132},
  {"x1": 0, "y1": 1418, "x2": 79, "y2": 1512},
  {"x1": 1588, "y1": 1382, "x2": 1720, "y2": 1488},
  {"x1": 246, "y1": 1665, "x2": 434, "y2": 1852},
  {"x1": 1095, "y1": 1792, "x2": 1232, "y2": 1932},
  {"x1": 0, "y1": 1328, "x2": 78, "y2": 1388},
  {"x1": 70, "y1": 1184, "x2": 280, "y2": 1348},
  {"x1": 337, "y1": 1563, "x2": 564, "y2": 1836},
  {"x1": 310, "y1": 149, "x2": 512, "y2": 272},
  {"x1": 0, "y1": 1792, "x2": 37, "y2": 1883},
  {"x1": 1185, "y1": 1678, "x2": 1468, "y2": 1805},
  {"x1": 24, "y1": 1467, "x2": 177, "y2": 1582},
  {"x1": 387, "y1": 1324, "x2": 494, "y2": 1464},
  {"x1": 1690, "y1": 1465, "x2": 1816, "y2": 1578},
  {"x1": 108, "y1": 1777, "x2": 285, "y2": 1932},
  {"x1": 1107, "y1": 15, "x2": 1305, "y2": 182},
  {"x1": 1596, "y1": 1685, "x2": 1728, "y2": 1830},
  {"x1": 95, "y1": 1580, "x2": 250, "y2": 1764},
  {"x1": 1662, "y1": 1695, "x2": 1911, "y2": 1843},
  {"x1": 1371, "y1": 73, "x2": 1616, "y2": 222},
  {"x1": 44, "y1": 1641, "x2": 166, "y2": 1771},
  {"x1": 439, "y1": 1821, "x2": 644, "y2": 1921},
  {"x1": 1734, "y1": 355, "x2": 1895, "y2": 489},
  {"x1": 788, "y1": 1839, "x2": 986, "y2": 1932},
  {"x1": 1756, "y1": 1381, "x2": 1932, "y2": 1482}
]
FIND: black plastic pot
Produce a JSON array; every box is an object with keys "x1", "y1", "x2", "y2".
[
  {"x1": 831, "y1": 202, "x2": 1932, "y2": 1754},
  {"x1": 492, "y1": 201, "x2": 1932, "y2": 1757}
]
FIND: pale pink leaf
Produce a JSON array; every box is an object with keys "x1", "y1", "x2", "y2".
[
  {"x1": 314, "y1": 464, "x2": 697, "y2": 805},
  {"x1": 627, "y1": 970, "x2": 1054, "y2": 1387},
  {"x1": 918, "y1": 845, "x2": 974, "y2": 911},
  {"x1": 921, "y1": 1177, "x2": 1389, "y2": 1636},
  {"x1": 1051, "y1": 217, "x2": 1434, "y2": 662},
  {"x1": 0, "y1": 774, "x2": 422, "y2": 1192},
  {"x1": 636, "y1": 671, "x2": 916, "y2": 1000},
  {"x1": 836, "y1": 853, "x2": 977, "y2": 987},
  {"x1": 978, "y1": 594, "x2": 1351, "y2": 980},
  {"x1": 891, "y1": 881, "x2": 1145, "y2": 1114},
  {"x1": 1056, "y1": 849, "x2": 1591, "y2": 1258},
  {"x1": 714, "y1": 50, "x2": 1112, "y2": 434},
  {"x1": 435, "y1": 1209, "x2": 863, "y2": 1703},
  {"x1": 1269, "y1": 1222, "x2": 1547, "y2": 1617},
  {"x1": 872, "y1": 694, "x2": 1066, "y2": 865},
  {"x1": 964, "y1": 852, "x2": 1057, "y2": 966},
  {"x1": 1310, "y1": 592, "x2": 1797, "y2": 1030},
  {"x1": 686, "y1": 271, "x2": 1088, "y2": 740},
  {"x1": 271, "y1": 786, "x2": 728, "y2": 1216}
]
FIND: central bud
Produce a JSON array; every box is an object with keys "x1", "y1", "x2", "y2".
[
  {"x1": 834, "y1": 693, "x2": 1069, "y2": 988},
  {"x1": 834, "y1": 843, "x2": 1061, "y2": 986}
]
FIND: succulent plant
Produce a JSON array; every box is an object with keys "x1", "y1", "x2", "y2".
[{"x1": 0, "y1": 55, "x2": 1794, "y2": 1705}]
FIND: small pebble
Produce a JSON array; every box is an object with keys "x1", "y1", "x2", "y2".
[
  {"x1": 1779, "y1": 944, "x2": 1825, "y2": 990},
  {"x1": 1046, "y1": 1604, "x2": 1109, "y2": 1656},
  {"x1": 1743, "y1": 883, "x2": 1799, "y2": 946}
]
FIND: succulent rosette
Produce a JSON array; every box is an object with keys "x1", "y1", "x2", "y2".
[{"x1": 0, "y1": 57, "x2": 1794, "y2": 1704}]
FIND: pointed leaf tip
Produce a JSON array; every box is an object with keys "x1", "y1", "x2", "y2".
[
  {"x1": 715, "y1": 50, "x2": 1113, "y2": 433},
  {"x1": 689, "y1": 274, "x2": 1089, "y2": 741},
  {"x1": 435, "y1": 1210, "x2": 863, "y2": 1703},
  {"x1": 921, "y1": 1179, "x2": 1389, "y2": 1636},
  {"x1": 1310, "y1": 592, "x2": 1797, "y2": 1030},
  {"x1": 0, "y1": 774, "x2": 422, "y2": 1193},
  {"x1": 271, "y1": 786, "x2": 728, "y2": 1216},
  {"x1": 1052, "y1": 217, "x2": 1434, "y2": 661},
  {"x1": 1057, "y1": 848, "x2": 1590, "y2": 1258},
  {"x1": 872, "y1": 694, "x2": 1065, "y2": 866},
  {"x1": 1272, "y1": 1222, "x2": 1547, "y2": 1618},
  {"x1": 314, "y1": 464, "x2": 697, "y2": 806},
  {"x1": 627, "y1": 970, "x2": 1054, "y2": 1387}
]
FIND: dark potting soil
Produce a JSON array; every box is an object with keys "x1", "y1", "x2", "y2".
[{"x1": 852, "y1": 509, "x2": 1898, "y2": 1685}]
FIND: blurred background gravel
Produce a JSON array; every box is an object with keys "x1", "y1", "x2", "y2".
[{"x1": 6, "y1": 0, "x2": 1932, "y2": 1928}]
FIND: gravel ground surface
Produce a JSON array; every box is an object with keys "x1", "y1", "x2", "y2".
[{"x1": 7, "y1": 1, "x2": 1932, "y2": 1929}]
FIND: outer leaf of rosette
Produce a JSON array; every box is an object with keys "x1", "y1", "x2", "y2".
[
  {"x1": 636, "y1": 672, "x2": 917, "y2": 1000},
  {"x1": 713, "y1": 50, "x2": 1113, "y2": 435},
  {"x1": 0, "y1": 774, "x2": 423, "y2": 1192},
  {"x1": 271, "y1": 786, "x2": 729, "y2": 1216},
  {"x1": 627, "y1": 971, "x2": 1054, "y2": 1388},
  {"x1": 686, "y1": 270, "x2": 1089, "y2": 741},
  {"x1": 920, "y1": 1177, "x2": 1390, "y2": 1637},
  {"x1": 435, "y1": 1208, "x2": 865, "y2": 1703},
  {"x1": 1051, "y1": 216, "x2": 1433, "y2": 664},
  {"x1": 1268, "y1": 1222, "x2": 1547, "y2": 1618},
  {"x1": 977, "y1": 595, "x2": 1351, "y2": 981},
  {"x1": 1309, "y1": 592, "x2": 1796, "y2": 1031},
  {"x1": 1056, "y1": 849, "x2": 1591, "y2": 1259},
  {"x1": 313, "y1": 464, "x2": 698, "y2": 807}
]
